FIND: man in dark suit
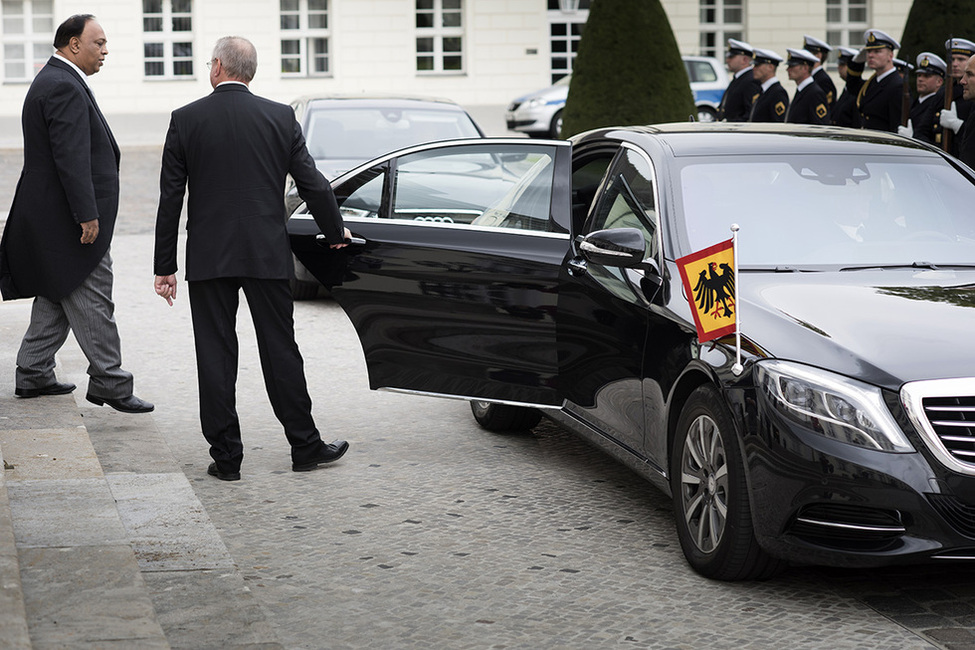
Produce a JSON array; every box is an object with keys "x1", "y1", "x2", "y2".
[
  {"x1": 749, "y1": 49, "x2": 789, "y2": 123},
  {"x1": 0, "y1": 15, "x2": 152, "y2": 414},
  {"x1": 718, "y1": 39, "x2": 760, "y2": 122},
  {"x1": 899, "y1": 53, "x2": 946, "y2": 145},
  {"x1": 938, "y1": 38, "x2": 975, "y2": 155},
  {"x1": 803, "y1": 35, "x2": 837, "y2": 108},
  {"x1": 153, "y1": 36, "x2": 351, "y2": 481},
  {"x1": 853, "y1": 29, "x2": 903, "y2": 133},
  {"x1": 785, "y1": 48, "x2": 830, "y2": 124}
]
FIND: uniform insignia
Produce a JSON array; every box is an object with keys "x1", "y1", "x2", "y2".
[
  {"x1": 827, "y1": 91, "x2": 834, "y2": 104},
  {"x1": 868, "y1": 33, "x2": 876, "y2": 44},
  {"x1": 752, "y1": 92, "x2": 760, "y2": 103},
  {"x1": 816, "y1": 104, "x2": 827, "y2": 118},
  {"x1": 775, "y1": 101, "x2": 786, "y2": 116},
  {"x1": 922, "y1": 56, "x2": 930, "y2": 67}
]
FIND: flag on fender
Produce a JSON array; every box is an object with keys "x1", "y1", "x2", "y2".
[{"x1": 677, "y1": 238, "x2": 736, "y2": 343}]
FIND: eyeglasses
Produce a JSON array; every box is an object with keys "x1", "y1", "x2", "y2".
[{"x1": 205, "y1": 58, "x2": 217, "y2": 70}]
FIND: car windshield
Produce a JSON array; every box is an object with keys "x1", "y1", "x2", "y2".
[
  {"x1": 304, "y1": 106, "x2": 481, "y2": 161},
  {"x1": 677, "y1": 153, "x2": 975, "y2": 268}
]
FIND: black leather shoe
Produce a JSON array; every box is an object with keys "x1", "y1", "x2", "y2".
[
  {"x1": 15, "y1": 382, "x2": 76, "y2": 398},
  {"x1": 86, "y1": 393, "x2": 155, "y2": 413},
  {"x1": 292, "y1": 440, "x2": 349, "y2": 472},
  {"x1": 208, "y1": 462, "x2": 241, "y2": 482}
]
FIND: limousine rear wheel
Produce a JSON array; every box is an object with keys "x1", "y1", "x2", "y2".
[
  {"x1": 470, "y1": 401, "x2": 542, "y2": 432},
  {"x1": 672, "y1": 384, "x2": 783, "y2": 580}
]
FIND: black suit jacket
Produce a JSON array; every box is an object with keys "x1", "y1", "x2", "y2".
[
  {"x1": 857, "y1": 69, "x2": 903, "y2": 133},
  {"x1": 719, "y1": 68, "x2": 761, "y2": 122},
  {"x1": 154, "y1": 83, "x2": 343, "y2": 281},
  {"x1": 787, "y1": 81, "x2": 830, "y2": 124},
  {"x1": 749, "y1": 81, "x2": 789, "y2": 123},
  {"x1": 0, "y1": 57, "x2": 120, "y2": 301},
  {"x1": 831, "y1": 86, "x2": 859, "y2": 128}
]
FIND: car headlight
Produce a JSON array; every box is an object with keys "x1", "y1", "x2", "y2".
[
  {"x1": 756, "y1": 360, "x2": 913, "y2": 453},
  {"x1": 526, "y1": 97, "x2": 544, "y2": 109}
]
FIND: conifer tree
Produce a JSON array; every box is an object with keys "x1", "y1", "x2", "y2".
[
  {"x1": 561, "y1": 0, "x2": 695, "y2": 138},
  {"x1": 899, "y1": 0, "x2": 975, "y2": 70}
]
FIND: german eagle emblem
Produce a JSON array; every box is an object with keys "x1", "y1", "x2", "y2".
[{"x1": 693, "y1": 261, "x2": 735, "y2": 319}]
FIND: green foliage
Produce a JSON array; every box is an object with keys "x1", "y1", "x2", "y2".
[
  {"x1": 900, "y1": 0, "x2": 975, "y2": 72},
  {"x1": 560, "y1": 0, "x2": 696, "y2": 138}
]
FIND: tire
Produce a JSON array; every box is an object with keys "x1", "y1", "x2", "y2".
[
  {"x1": 470, "y1": 401, "x2": 542, "y2": 432},
  {"x1": 548, "y1": 110, "x2": 563, "y2": 139},
  {"x1": 671, "y1": 384, "x2": 784, "y2": 580}
]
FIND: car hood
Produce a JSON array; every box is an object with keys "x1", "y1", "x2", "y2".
[{"x1": 740, "y1": 269, "x2": 975, "y2": 390}]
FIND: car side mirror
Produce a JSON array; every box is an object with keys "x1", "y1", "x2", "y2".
[{"x1": 577, "y1": 228, "x2": 648, "y2": 269}]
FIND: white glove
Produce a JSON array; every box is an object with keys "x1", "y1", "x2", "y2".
[
  {"x1": 897, "y1": 120, "x2": 913, "y2": 138},
  {"x1": 852, "y1": 48, "x2": 866, "y2": 64},
  {"x1": 941, "y1": 102, "x2": 964, "y2": 133}
]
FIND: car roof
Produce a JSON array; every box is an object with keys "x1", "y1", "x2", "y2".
[
  {"x1": 574, "y1": 122, "x2": 943, "y2": 158},
  {"x1": 294, "y1": 95, "x2": 468, "y2": 111}
]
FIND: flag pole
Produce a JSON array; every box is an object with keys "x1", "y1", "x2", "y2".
[{"x1": 731, "y1": 223, "x2": 743, "y2": 376}]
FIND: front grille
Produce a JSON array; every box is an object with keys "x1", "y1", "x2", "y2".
[
  {"x1": 928, "y1": 493, "x2": 975, "y2": 539},
  {"x1": 902, "y1": 379, "x2": 975, "y2": 476},
  {"x1": 922, "y1": 396, "x2": 975, "y2": 465}
]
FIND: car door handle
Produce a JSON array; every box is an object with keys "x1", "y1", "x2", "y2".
[
  {"x1": 567, "y1": 257, "x2": 588, "y2": 276},
  {"x1": 316, "y1": 234, "x2": 366, "y2": 246}
]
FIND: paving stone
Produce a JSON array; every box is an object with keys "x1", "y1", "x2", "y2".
[
  {"x1": 0, "y1": 427, "x2": 103, "y2": 480},
  {"x1": 6, "y1": 478, "x2": 128, "y2": 547},
  {"x1": 18, "y1": 545, "x2": 168, "y2": 647}
]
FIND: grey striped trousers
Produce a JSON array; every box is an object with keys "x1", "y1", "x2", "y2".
[{"x1": 15, "y1": 249, "x2": 134, "y2": 398}]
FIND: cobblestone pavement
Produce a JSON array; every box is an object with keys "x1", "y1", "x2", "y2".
[{"x1": 5, "y1": 145, "x2": 975, "y2": 649}]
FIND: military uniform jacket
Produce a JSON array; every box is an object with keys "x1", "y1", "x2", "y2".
[
  {"x1": 786, "y1": 79, "x2": 830, "y2": 124},
  {"x1": 832, "y1": 87, "x2": 859, "y2": 128},
  {"x1": 749, "y1": 80, "x2": 789, "y2": 123},
  {"x1": 857, "y1": 68, "x2": 903, "y2": 133},
  {"x1": 909, "y1": 88, "x2": 945, "y2": 145},
  {"x1": 813, "y1": 66, "x2": 837, "y2": 107},
  {"x1": 0, "y1": 57, "x2": 120, "y2": 301},
  {"x1": 719, "y1": 68, "x2": 761, "y2": 122}
]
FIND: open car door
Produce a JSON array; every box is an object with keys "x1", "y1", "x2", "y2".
[{"x1": 289, "y1": 139, "x2": 573, "y2": 407}]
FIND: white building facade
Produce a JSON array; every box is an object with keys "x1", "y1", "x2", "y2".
[{"x1": 0, "y1": 0, "x2": 913, "y2": 119}]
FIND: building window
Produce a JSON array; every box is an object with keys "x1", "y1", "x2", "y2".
[
  {"x1": 826, "y1": 0, "x2": 869, "y2": 59},
  {"x1": 699, "y1": 0, "x2": 743, "y2": 59},
  {"x1": 416, "y1": 0, "x2": 463, "y2": 74},
  {"x1": 280, "y1": 0, "x2": 330, "y2": 76},
  {"x1": 2, "y1": 0, "x2": 54, "y2": 82},
  {"x1": 143, "y1": 0, "x2": 194, "y2": 78},
  {"x1": 546, "y1": 1, "x2": 590, "y2": 84}
]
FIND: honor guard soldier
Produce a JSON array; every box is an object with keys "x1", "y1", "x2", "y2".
[
  {"x1": 953, "y1": 54, "x2": 975, "y2": 167},
  {"x1": 785, "y1": 48, "x2": 830, "y2": 124},
  {"x1": 718, "y1": 39, "x2": 761, "y2": 122},
  {"x1": 938, "y1": 38, "x2": 975, "y2": 154},
  {"x1": 749, "y1": 49, "x2": 789, "y2": 123},
  {"x1": 832, "y1": 47, "x2": 860, "y2": 127},
  {"x1": 803, "y1": 35, "x2": 837, "y2": 106},
  {"x1": 898, "y1": 53, "x2": 946, "y2": 145},
  {"x1": 853, "y1": 29, "x2": 904, "y2": 133}
]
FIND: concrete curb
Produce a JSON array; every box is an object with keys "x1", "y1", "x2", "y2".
[{"x1": 0, "y1": 441, "x2": 30, "y2": 650}]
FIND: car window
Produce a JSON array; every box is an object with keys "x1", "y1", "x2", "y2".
[
  {"x1": 304, "y1": 106, "x2": 481, "y2": 161},
  {"x1": 685, "y1": 60, "x2": 718, "y2": 83},
  {"x1": 677, "y1": 154, "x2": 975, "y2": 267},
  {"x1": 381, "y1": 144, "x2": 559, "y2": 232},
  {"x1": 587, "y1": 147, "x2": 659, "y2": 259}
]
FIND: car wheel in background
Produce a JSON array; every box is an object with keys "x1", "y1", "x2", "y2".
[
  {"x1": 549, "y1": 110, "x2": 563, "y2": 139},
  {"x1": 697, "y1": 106, "x2": 718, "y2": 123},
  {"x1": 470, "y1": 401, "x2": 542, "y2": 432},
  {"x1": 671, "y1": 384, "x2": 783, "y2": 581}
]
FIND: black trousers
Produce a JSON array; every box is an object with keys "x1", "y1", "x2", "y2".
[{"x1": 188, "y1": 277, "x2": 323, "y2": 470}]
